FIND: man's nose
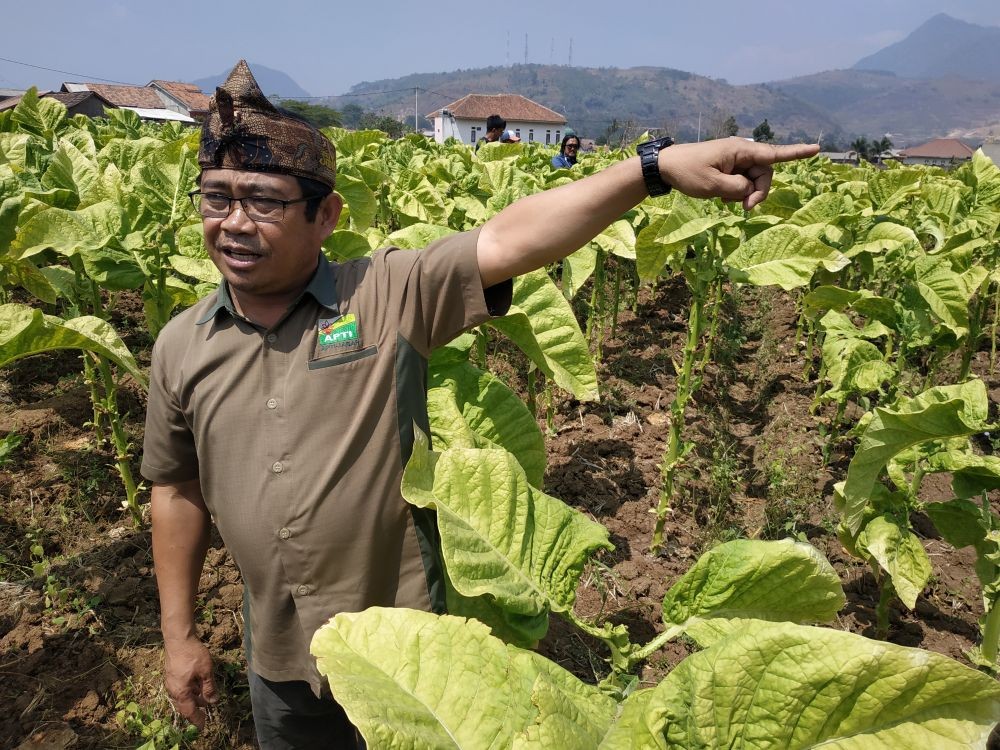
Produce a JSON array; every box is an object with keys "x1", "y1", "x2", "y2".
[{"x1": 220, "y1": 202, "x2": 256, "y2": 232}]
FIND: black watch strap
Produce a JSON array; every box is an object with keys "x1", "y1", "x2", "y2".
[{"x1": 637, "y1": 136, "x2": 674, "y2": 197}]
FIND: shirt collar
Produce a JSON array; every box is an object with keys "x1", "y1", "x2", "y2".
[{"x1": 195, "y1": 253, "x2": 339, "y2": 325}]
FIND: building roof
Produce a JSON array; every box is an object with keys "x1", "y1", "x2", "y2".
[
  {"x1": 63, "y1": 82, "x2": 164, "y2": 109},
  {"x1": 122, "y1": 107, "x2": 195, "y2": 123},
  {"x1": 0, "y1": 90, "x2": 112, "y2": 112},
  {"x1": 901, "y1": 138, "x2": 976, "y2": 159},
  {"x1": 149, "y1": 80, "x2": 211, "y2": 114},
  {"x1": 428, "y1": 93, "x2": 565, "y2": 125}
]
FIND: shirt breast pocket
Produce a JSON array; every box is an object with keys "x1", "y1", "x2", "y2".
[{"x1": 307, "y1": 345, "x2": 378, "y2": 370}]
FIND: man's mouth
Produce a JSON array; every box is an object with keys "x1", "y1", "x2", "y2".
[{"x1": 219, "y1": 245, "x2": 263, "y2": 264}]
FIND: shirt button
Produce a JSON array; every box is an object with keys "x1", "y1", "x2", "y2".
[
  {"x1": 265, "y1": 333, "x2": 278, "y2": 344},
  {"x1": 278, "y1": 527, "x2": 291, "y2": 539},
  {"x1": 296, "y1": 585, "x2": 310, "y2": 596},
  {"x1": 266, "y1": 398, "x2": 278, "y2": 409},
  {"x1": 272, "y1": 461, "x2": 283, "y2": 474}
]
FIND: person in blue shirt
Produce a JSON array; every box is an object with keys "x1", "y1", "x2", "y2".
[{"x1": 551, "y1": 134, "x2": 581, "y2": 168}]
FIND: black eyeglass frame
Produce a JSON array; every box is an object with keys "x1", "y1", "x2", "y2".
[{"x1": 188, "y1": 190, "x2": 321, "y2": 223}]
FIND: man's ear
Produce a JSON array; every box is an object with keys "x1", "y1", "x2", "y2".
[{"x1": 318, "y1": 192, "x2": 344, "y2": 236}]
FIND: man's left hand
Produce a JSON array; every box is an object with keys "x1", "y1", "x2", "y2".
[{"x1": 660, "y1": 139, "x2": 820, "y2": 210}]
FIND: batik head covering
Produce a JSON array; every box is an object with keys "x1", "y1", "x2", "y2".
[{"x1": 198, "y1": 60, "x2": 336, "y2": 188}]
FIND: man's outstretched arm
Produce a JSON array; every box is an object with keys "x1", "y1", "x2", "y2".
[
  {"x1": 151, "y1": 479, "x2": 217, "y2": 728},
  {"x1": 477, "y1": 138, "x2": 819, "y2": 288}
]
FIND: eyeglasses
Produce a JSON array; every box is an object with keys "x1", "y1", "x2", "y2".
[
  {"x1": 188, "y1": 191, "x2": 319, "y2": 223},
  {"x1": 564, "y1": 142, "x2": 580, "y2": 150}
]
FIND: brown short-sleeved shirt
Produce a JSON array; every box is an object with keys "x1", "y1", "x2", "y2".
[{"x1": 141, "y1": 228, "x2": 510, "y2": 690}]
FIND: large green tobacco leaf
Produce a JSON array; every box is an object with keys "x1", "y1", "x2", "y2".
[
  {"x1": 840, "y1": 381, "x2": 990, "y2": 533},
  {"x1": 311, "y1": 607, "x2": 616, "y2": 750},
  {"x1": 561, "y1": 243, "x2": 598, "y2": 300},
  {"x1": 821, "y1": 338, "x2": 895, "y2": 401},
  {"x1": 11, "y1": 88, "x2": 66, "y2": 139},
  {"x1": 846, "y1": 220, "x2": 919, "y2": 258},
  {"x1": 970, "y1": 149, "x2": 1000, "y2": 206},
  {"x1": 868, "y1": 168, "x2": 922, "y2": 211},
  {"x1": 602, "y1": 621, "x2": 1000, "y2": 749},
  {"x1": 98, "y1": 136, "x2": 169, "y2": 174},
  {"x1": 386, "y1": 222, "x2": 453, "y2": 249},
  {"x1": 0, "y1": 303, "x2": 146, "y2": 388},
  {"x1": 858, "y1": 515, "x2": 933, "y2": 608},
  {"x1": 925, "y1": 450, "x2": 1000, "y2": 499},
  {"x1": 591, "y1": 219, "x2": 637, "y2": 260},
  {"x1": 12, "y1": 201, "x2": 123, "y2": 259},
  {"x1": 334, "y1": 171, "x2": 377, "y2": 231},
  {"x1": 634, "y1": 211, "x2": 739, "y2": 282},
  {"x1": 925, "y1": 499, "x2": 989, "y2": 551},
  {"x1": 321, "y1": 229, "x2": 372, "y2": 262},
  {"x1": 391, "y1": 169, "x2": 448, "y2": 227},
  {"x1": 914, "y1": 255, "x2": 988, "y2": 338},
  {"x1": 402, "y1": 432, "x2": 611, "y2": 625},
  {"x1": 725, "y1": 224, "x2": 849, "y2": 290},
  {"x1": 129, "y1": 135, "x2": 200, "y2": 222},
  {"x1": 659, "y1": 539, "x2": 844, "y2": 645},
  {"x1": 787, "y1": 190, "x2": 857, "y2": 227},
  {"x1": 428, "y1": 359, "x2": 545, "y2": 488},
  {"x1": 42, "y1": 138, "x2": 108, "y2": 207},
  {"x1": 921, "y1": 180, "x2": 965, "y2": 224},
  {"x1": 488, "y1": 269, "x2": 599, "y2": 401}
]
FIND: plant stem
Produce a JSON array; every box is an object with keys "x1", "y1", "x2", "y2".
[
  {"x1": 651, "y1": 283, "x2": 703, "y2": 552},
  {"x1": 991, "y1": 283, "x2": 1000, "y2": 376},
  {"x1": 981, "y1": 598, "x2": 1000, "y2": 666},
  {"x1": 875, "y1": 574, "x2": 896, "y2": 640},
  {"x1": 97, "y1": 357, "x2": 142, "y2": 526}
]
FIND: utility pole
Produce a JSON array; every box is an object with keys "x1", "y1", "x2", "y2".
[
  {"x1": 506, "y1": 31, "x2": 510, "y2": 66},
  {"x1": 414, "y1": 87, "x2": 418, "y2": 133},
  {"x1": 524, "y1": 33, "x2": 528, "y2": 65},
  {"x1": 568, "y1": 38, "x2": 573, "y2": 66},
  {"x1": 697, "y1": 111, "x2": 702, "y2": 142},
  {"x1": 550, "y1": 37, "x2": 554, "y2": 64}
]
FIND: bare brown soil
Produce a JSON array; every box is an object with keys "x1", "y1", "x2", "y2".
[{"x1": 1, "y1": 281, "x2": 997, "y2": 749}]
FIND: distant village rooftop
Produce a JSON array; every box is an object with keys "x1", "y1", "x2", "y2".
[
  {"x1": 427, "y1": 93, "x2": 565, "y2": 125},
  {"x1": 901, "y1": 138, "x2": 976, "y2": 160}
]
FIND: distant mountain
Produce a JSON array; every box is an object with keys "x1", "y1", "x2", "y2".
[
  {"x1": 767, "y1": 68, "x2": 1000, "y2": 144},
  {"x1": 319, "y1": 64, "x2": 838, "y2": 144},
  {"x1": 193, "y1": 63, "x2": 310, "y2": 98},
  {"x1": 853, "y1": 13, "x2": 1000, "y2": 83}
]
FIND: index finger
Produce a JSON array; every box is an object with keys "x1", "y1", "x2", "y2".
[{"x1": 764, "y1": 143, "x2": 820, "y2": 164}]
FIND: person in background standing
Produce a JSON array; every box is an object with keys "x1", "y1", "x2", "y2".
[
  {"x1": 476, "y1": 114, "x2": 506, "y2": 151},
  {"x1": 552, "y1": 134, "x2": 582, "y2": 168}
]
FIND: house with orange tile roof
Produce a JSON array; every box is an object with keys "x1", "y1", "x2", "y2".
[
  {"x1": 60, "y1": 79, "x2": 210, "y2": 123},
  {"x1": 427, "y1": 93, "x2": 567, "y2": 147},
  {"x1": 900, "y1": 138, "x2": 976, "y2": 167}
]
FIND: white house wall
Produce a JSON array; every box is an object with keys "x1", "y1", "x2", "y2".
[{"x1": 433, "y1": 116, "x2": 565, "y2": 146}]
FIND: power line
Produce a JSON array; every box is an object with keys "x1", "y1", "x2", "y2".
[{"x1": 0, "y1": 55, "x2": 135, "y2": 85}]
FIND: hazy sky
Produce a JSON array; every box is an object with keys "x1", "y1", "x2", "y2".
[{"x1": 3, "y1": 0, "x2": 1000, "y2": 103}]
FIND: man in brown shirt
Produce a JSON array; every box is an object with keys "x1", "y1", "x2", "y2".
[{"x1": 142, "y1": 60, "x2": 818, "y2": 748}]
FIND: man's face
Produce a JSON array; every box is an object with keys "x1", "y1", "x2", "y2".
[{"x1": 199, "y1": 169, "x2": 341, "y2": 303}]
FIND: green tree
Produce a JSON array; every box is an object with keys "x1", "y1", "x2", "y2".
[
  {"x1": 359, "y1": 112, "x2": 406, "y2": 139},
  {"x1": 340, "y1": 103, "x2": 365, "y2": 130},
  {"x1": 850, "y1": 137, "x2": 871, "y2": 161},
  {"x1": 873, "y1": 136, "x2": 894, "y2": 163},
  {"x1": 752, "y1": 119, "x2": 775, "y2": 143},
  {"x1": 708, "y1": 112, "x2": 739, "y2": 140},
  {"x1": 277, "y1": 100, "x2": 342, "y2": 128}
]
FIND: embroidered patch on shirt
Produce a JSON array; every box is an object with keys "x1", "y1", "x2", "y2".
[{"x1": 317, "y1": 314, "x2": 359, "y2": 349}]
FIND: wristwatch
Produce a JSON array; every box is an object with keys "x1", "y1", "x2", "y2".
[{"x1": 636, "y1": 136, "x2": 674, "y2": 197}]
